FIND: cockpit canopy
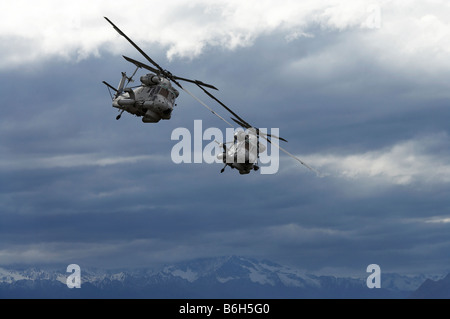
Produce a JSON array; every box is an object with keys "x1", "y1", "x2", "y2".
[{"x1": 156, "y1": 86, "x2": 179, "y2": 103}]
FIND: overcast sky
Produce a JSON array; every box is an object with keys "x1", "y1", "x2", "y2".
[{"x1": 1, "y1": 0, "x2": 450, "y2": 277}]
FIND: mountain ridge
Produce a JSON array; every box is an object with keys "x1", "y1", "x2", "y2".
[
  {"x1": 0, "y1": 255, "x2": 446, "y2": 299},
  {"x1": 409, "y1": 273, "x2": 450, "y2": 299}
]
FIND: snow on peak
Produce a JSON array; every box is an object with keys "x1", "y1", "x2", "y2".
[
  {"x1": 164, "y1": 267, "x2": 198, "y2": 283},
  {"x1": 0, "y1": 267, "x2": 28, "y2": 283}
]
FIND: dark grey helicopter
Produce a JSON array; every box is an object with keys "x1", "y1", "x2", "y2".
[{"x1": 103, "y1": 17, "x2": 217, "y2": 123}]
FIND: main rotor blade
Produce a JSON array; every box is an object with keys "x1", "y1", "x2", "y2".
[
  {"x1": 259, "y1": 134, "x2": 319, "y2": 175},
  {"x1": 181, "y1": 86, "x2": 234, "y2": 127},
  {"x1": 102, "y1": 81, "x2": 118, "y2": 92},
  {"x1": 231, "y1": 118, "x2": 288, "y2": 142},
  {"x1": 123, "y1": 55, "x2": 218, "y2": 90},
  {"x1": 124, "y1": 57, "x2": 218, "y2": 92},
  {"x1": 197, "y1": 85, "x2": 288, "y2": 142},
  {"x1": 196, "y1": 84, "x2": 253, "y2": 128},
  {"x1": 172, "y1": 75, "x2": 218, "y2": 91},
  {"x1": 105, "y1": 17, "x2": 165, "y2": 74},
  {"x1": 107, "y1": 17, "x2": 218, "y2": 93},
  {"x1": 123, "y1": 55, "x2": 159, "y2": 74},
  {"x1": 230, "y1": 117, "x2": 250, "y2": 129}
]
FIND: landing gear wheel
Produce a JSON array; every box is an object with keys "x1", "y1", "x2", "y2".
[{"x1": 116, "y1": 110, "x2": 125, "y2": 120}]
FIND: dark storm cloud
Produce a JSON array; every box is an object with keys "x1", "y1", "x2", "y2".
[
  {"x1": 1, "y1": 17, "x2": 450, "y2": 276},
  {"x1": 204, "y1": 28, "x2": 450, "y2": 155}
]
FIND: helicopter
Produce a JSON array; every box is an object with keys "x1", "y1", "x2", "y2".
[
  {"x1": 216, "y1": 126, "x2": 318, "y2": 175},
  {"x1": 102, "y1": 17, "x2": 218, "y2": 123},
  {"x1": 193, "y1": 83, "x2": 319, "y2": 175},
  {"x1": 103, "y1": 17, "x2": 318, "y2": 176},
  {"x1": 217, "y1": 128, "x2": 266, "y2": 174}
]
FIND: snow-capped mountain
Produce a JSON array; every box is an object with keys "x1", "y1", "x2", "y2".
[
  {"x1": 0, "y1": 256, "x2": 445, "y2": 298},
  {"x1": 409, "y1": 273, "x2": 450, "y2": 299}
]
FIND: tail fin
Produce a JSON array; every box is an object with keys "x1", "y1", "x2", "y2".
[{"x1": 115, "y1": 72, "x2": 128, "y2": 98}]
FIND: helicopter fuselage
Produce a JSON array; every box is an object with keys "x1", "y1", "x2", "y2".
[
  {"x1": 112, "y1": 74, "x2": 179, "y2": 123},
  {"x1": 217, "y1": 131, "x2": 266, "y2": 174}
]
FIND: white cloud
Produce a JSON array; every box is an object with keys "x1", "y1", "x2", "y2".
[
  {"x1": 297, "y1": 133, "x2": 450, "y2": 185},
  {"x1": 0, "y1": 153, "x2": 164, "y2": 170},
  {"x1": 267, "y1": 223, "x2": 349, "y2": 242},
  {"x1": 425, "y1": 217, "x2": 450, "y2": 224},
  {"x1": 359, "y1": 1, "x2": 450, "y2": 76},
  {"x1": 3, "y1": 0, "x2": 449, "y2": 70}
]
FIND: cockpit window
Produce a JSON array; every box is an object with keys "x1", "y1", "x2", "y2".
[{"x1": 159, "y1": 88, "x2": 169, "y2": 98}]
